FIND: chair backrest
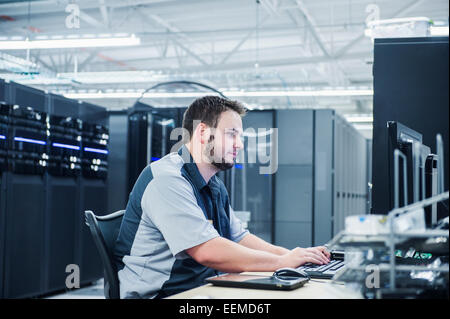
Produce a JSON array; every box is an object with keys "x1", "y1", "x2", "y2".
[{"x1": 85, "y1": 209, "x2": 124, "y2": 299}]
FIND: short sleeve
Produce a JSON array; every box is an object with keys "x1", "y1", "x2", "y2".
[
  {"x1": 229, "y1": 206, "x2": 250, "y2": 243},
  {"x1": 142, "y1": 175, "x2": 220, "y2": 259}
]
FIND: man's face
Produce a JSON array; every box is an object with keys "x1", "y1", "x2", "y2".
[{"x1": 204, "y1": 110, "x2": 244, "y2": 171}]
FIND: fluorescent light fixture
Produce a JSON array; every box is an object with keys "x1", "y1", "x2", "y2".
[
  {"x1": 346, "y1": 116, "x2": 373, "y2": 123},
  {"x1": 430, "y1": 26, "x2": 449, "y2": 36},
  {"x1": 65, "y1": 92, "x2": 141, "y2": 99},
  {"x1": 0, "y1": 73, "x2": 73, "y2": 85},
  {"x1": 0, "y1": 135, "x2": 6, "y2": 139},
  {"x1": 365, "y1": 17, "x2": 431, "y2": 39},
  {"x1": 84, "y1": 147, "x2": 108, "y2": 154},
  {"x1": 63, "y1": 88, "x2": 373, "y2": 99},
  {"x1": 14, "y1": 136, "x2": 46, "y2": 145},
  {"x1": 367, "y1": 17, "x2": 430, "y2": 27},
  {"x1": 52, "y1": 142, "x2": 80, "y2": 150},
  {"x1": 0, "y1": 34, "x2": 140, "y2": 50},
  {"x1": 225, "y1": 90, "x2": 373, "y2": 97},
  {"x1": 367, "y1": 25, "x2": 449, "y2": 37}
]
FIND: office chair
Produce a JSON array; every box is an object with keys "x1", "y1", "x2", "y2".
[{"x1": 84, "y1": 209, "x2": 124, "y2": 299}]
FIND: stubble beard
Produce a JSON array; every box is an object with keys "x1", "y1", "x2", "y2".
[{"x1": 204, "y1": 137, "x2": 234, "y2": 171}]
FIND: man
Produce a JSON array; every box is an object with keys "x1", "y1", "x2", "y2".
[{"x1": 114, "y1": 96, "x2": 330, "y2": 299}]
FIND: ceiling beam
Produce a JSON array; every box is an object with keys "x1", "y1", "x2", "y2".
[
  {"x1": 88, "y1": 50, "x2": 371, "y2": 73},
  {"x1": 295, "y1": 0, "x2": 330, "y2": 57},
  {"x1": 220, "y1": 14, "x2": 270, "y2": 65},
  {"x1": 98, "y1": 0, "x2": 109, "y2": 27},
  {"x1": 136, "y1": 9, "x2": 210, "y2": 65},
  {"x1": 79, "y1": 9, "x2": 106, "y2": 29}
]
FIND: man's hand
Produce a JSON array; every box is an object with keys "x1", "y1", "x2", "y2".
[
  {"x1": 305, "y1": 246, "x2": 331, "y2": 261},
  {"x1": 278, "y1": 246, "x2": 330, "y2": 268}
]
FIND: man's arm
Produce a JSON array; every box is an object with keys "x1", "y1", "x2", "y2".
[
  {"x1": 238, "y1": 233, "x2": 290, "y2": 256},
  {"x1": 186, "y1": 236, "x2": 329, "y2": 273}
]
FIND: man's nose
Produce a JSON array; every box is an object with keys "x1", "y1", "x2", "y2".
[{"x1": 235, "y1": 136, "x2": 244, "y2": 150}]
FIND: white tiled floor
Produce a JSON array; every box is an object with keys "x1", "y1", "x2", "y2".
[{"x1": 44, "y1": 278, "x2": 105, "y2": 299}]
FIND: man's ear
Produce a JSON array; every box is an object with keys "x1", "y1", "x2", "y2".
[{"x1": 197, "y1": 123, "x2": 211, "y2": 145}]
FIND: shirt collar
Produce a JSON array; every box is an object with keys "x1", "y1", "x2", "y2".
[{"x1": 178, "y1": 144, "x2": 208, "y2": 190}]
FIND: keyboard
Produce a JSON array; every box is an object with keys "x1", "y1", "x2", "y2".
[{"x1": 296, "y1": 259, "x2": 345, "y2": 279}]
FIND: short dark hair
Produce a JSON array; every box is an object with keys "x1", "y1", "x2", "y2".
[{"x1": 182, "y1": 95, "x2": 246, "y2": 141}]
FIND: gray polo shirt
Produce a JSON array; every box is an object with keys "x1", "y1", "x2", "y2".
[{"x1": 114, "y1": 145, "x2": 249, "y2": 298}]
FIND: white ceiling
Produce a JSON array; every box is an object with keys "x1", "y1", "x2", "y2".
[{"x1": 0, "y1": 0, "x2": 449, "y2": 138}]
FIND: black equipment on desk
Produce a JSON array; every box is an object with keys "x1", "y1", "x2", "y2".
[{"x1": 295, "y1": 250, "x2": 345, "y2": 279}]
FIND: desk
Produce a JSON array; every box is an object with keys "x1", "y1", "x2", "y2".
[{"x1": 168, "y1": 272, "x2": 363, "y2": 299}]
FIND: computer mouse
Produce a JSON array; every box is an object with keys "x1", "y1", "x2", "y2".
[{"x1": 273, "y1": 268, "x2": 310, "y2": 280}]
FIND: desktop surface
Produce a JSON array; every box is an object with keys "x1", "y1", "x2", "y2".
[{"x1": 167, "y1": 272, "x2": 363, "y2": 299}]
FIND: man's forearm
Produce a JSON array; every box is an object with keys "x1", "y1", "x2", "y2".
[
  {"x1": 238, "y1": 233, "x2": 290, "y2": 256},
  {"x1": 186, "y1": 237, "x2": 282, "y2": 273}
]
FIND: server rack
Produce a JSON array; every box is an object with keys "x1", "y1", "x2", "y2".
[
  {"x1": 107, "y1": 110, "x2": 128, "y2": 214},
  {"x1": 3, "y1": 173, "x2": 46, "y2": 298},
  {"x1": 0, "y1": 171, "x2": 5, "y2": 299},
  {"x1": 44, "y1": 94, "x2": 81, "y2": 294},
  {"x1": 77, "y1": 101, "x2": 109, "y2": 286},
  {"x1": 275, "y1": 110, "x2": 314, "y2": 248},
  {"x1": 274, "y1": 109, "x2": 368, "y2": 249},
  {"x1": 332, "y1": 113, "x2": 368, "y2": 236},
  {"x1": 0, "y1": 81, "x2": 109, "y2": 298},
  {"x1": 0, "y1": 80, "x2": 7, "y2": 298},
  {"x1": 2, "y1": 83, "x2": 47, "y2": 298},
  {"x1": 126, "y1": 103, "x2": 185, "y2": 194}
]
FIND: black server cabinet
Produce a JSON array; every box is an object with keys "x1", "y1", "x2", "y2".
[
  {"x1": 0, "y1": 100, "x2": 6, "y2": 298},
  {"x1": 127, "y1": 110, "x2": 149, "y2": 193},
  {"x1": 108, "y1": 111, "x2": 128, "y2": 213},
  {"x1": 0, "y1": 101, "x2": 4, "y2": 298},
  {"x1": 7, "y1": 82, "x2": 46, "y2": 113},
  {"x1": 78, "y1": 179, "x2": 107, "y2": 285},
  {"x1": 43, "y1": 95, "x2": 82, "y2": 293},
  {"x1": 77, "y1": 102, "x2": 109, "y2": 286},
  {"x1": 0, "y1": 103, "x2": 8, "y2": 172},
  {"x1": 0, "y1": 82, "x2": 110, "y2": 297},
  {"x1": 44, "y1": 176, "x2": 79, "y2": 293},
  {"x1": 372, "y1": 37, "x2": 449, "y2": 215},
  {"x1": 0, "y1": 172, "x2": 5, "y2": 299},
  {"x1": 127, "y1": 104, "x2": 185, "y2": 194},
  {"x1": 2, "y1": 85, "x2": 47, "y2": 298},
  {"x1": 3, "y1": 174, "x2": 46, "y2": 298},
  {"x1": 0, "y1": 78, "x2": 5, "y2": 103}
]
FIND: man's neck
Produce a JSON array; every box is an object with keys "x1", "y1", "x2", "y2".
[{"x1": 185, "y1": 143, "x2": 219, "y2": 184}]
